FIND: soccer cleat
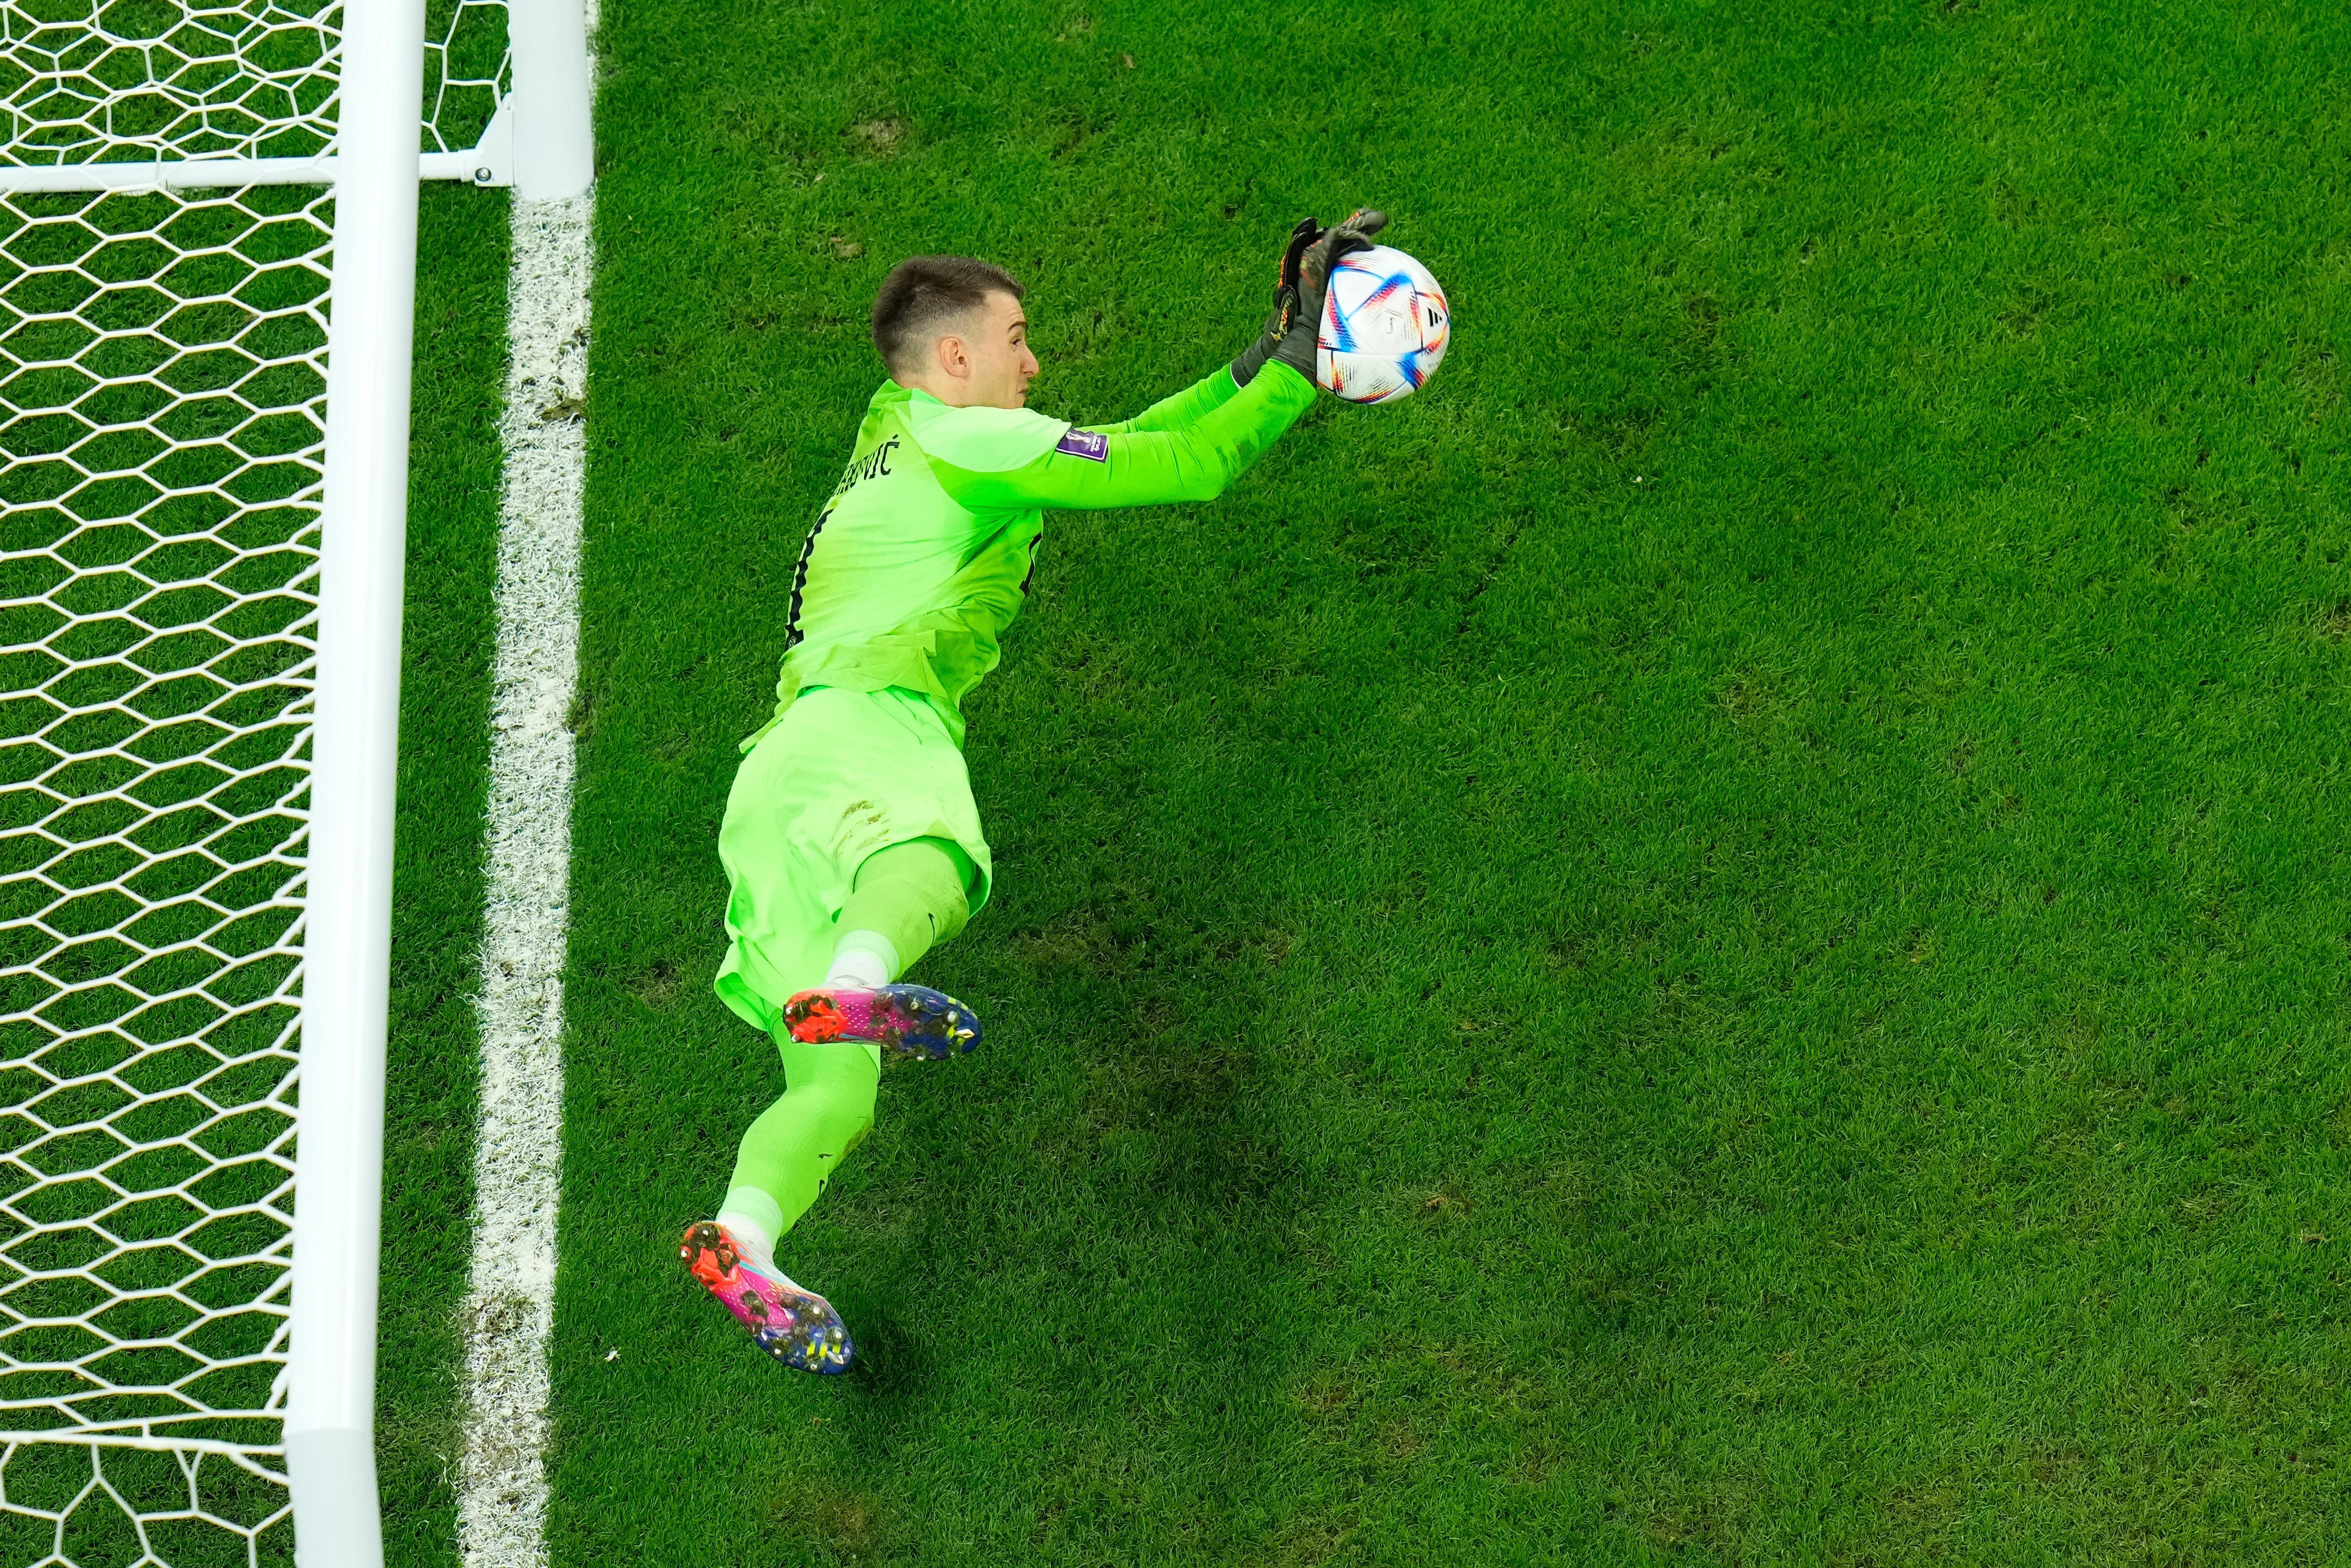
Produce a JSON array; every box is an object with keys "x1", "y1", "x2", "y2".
[
  {"x1": 783, "y1": 983, "x2": 982, "y2": 1060},
  {"x1": 678, "y1": 1221, "x2": 853, "y2": 1374}
]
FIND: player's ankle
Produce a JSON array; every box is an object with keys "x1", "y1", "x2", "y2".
[
  {"x1": 826, "y1": 930, "x2": 899, "y2": 990},
  {"x1": 716, "y1": 1188, "x2": 785, "y2": 1274}
]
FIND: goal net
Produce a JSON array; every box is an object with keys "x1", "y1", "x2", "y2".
[{"x1": 0, "y1": 3, "x2": 528, "y2": 1561}]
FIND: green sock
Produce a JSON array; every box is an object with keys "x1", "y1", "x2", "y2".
[
  {"x1": 838, "y1": 836, "x2": 973, "y2": 977},
  {"x1": 724, "y1": 1028, "x2": 882, "y2": 1243}
]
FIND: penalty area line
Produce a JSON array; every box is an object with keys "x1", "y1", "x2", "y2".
[{"x1": 454, "y1": 186, "x2": 592, "y2": 1568}]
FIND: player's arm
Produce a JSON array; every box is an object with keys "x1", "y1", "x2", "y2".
[
  {"x1": 1089, "y1": 206, "x2": 1390, "y2": 439},
  {"x1": 930, "y1": 361, "x2": 1317, "y2": 512},
  {"x1": 1089, "y1": 367, "x2": 1240, "y2": 436}
]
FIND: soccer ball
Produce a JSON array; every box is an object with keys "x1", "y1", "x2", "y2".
[{"x1": 1317, "y1": 244, "x2": 1450, "y2": 404}]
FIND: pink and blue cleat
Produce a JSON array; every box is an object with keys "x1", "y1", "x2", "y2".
[
  {"x1": 678, "y1": 1221, "x2": 853, "y2": 1374},
  {"x1": 784, "y1": 983, "x2": 982, "y2": 1060}
]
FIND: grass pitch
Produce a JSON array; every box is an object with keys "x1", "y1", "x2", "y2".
[
  {"x1": 379, "y1": 181, "x2": 507, "y2": 1562},
  {"x1": 389, "y1": 0, "x2": 2351, "y2": 1562}
]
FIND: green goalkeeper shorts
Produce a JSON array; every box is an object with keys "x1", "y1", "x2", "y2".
[{"x1": 714, "y1": 684, "x2": 993, "y2": 1034}]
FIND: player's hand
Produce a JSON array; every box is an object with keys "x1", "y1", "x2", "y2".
[
  {"x1": 1230, "y1": 217, "x2": 1317, "y2": 386},
  {"x1": 1231, "y1": 210, "x2": 1389, "y2": 386},
  {"x1": 1269, "y1": 208, "x2": 1388, "y2": 381}
]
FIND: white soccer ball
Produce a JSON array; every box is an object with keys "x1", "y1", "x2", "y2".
[{"x1": 1316, "y1": 244, "x2": 1451, "y2": 404}]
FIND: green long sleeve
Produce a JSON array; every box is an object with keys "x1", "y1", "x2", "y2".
[
  {"x1": 1092, "y1": 364, "x2": 1243, "y2": 435},
  {"x1": 928, "y1": 363, "x2": 1316, "y2": 512}
]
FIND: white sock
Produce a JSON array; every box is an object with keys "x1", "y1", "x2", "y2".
[
  {"x1": 716, "y1": 1187, "x2": 783, "y2": 1276},
  {"x1": 826, "y1": 929, "x2": 898, "y2": 990}
]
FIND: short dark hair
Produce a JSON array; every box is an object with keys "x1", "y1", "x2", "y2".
[{"x1": 870, "y1": 255, "x2": 1025, "y2": 371}]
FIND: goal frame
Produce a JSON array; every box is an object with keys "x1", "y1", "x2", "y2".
[
  {"x1": 0, "y1": 0, "x2": 592, "y2": 198},
  {"x1": 0, "y1": 0, "x2": 593, "y2": 1561},
  {"x1": 281, "y1": 2, "x2": 593, "y2": 1557}
]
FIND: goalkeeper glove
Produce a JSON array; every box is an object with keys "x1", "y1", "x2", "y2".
[{"x1": 1231, "y1": 208, "x2": 1389, "y2": 386}]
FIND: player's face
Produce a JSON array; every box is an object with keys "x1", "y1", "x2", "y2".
[{"x1": 960, "y1": 291, "x2": 1038, "y2": 408}]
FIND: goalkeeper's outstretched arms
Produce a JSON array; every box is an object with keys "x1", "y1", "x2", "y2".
[
  {"x1": 924, "y1": 362, "x2": 1312, "y2": 511},
  {"x1": 901, "y1": 210, "x2": 1390, "y2": 513}
]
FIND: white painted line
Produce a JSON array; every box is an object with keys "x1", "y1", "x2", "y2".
[{"x1": 455, "y1": 187, "x2": 592, "y2": 1568}]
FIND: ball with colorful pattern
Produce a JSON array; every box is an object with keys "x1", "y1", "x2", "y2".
[{"x1": 1316, "y1": 243, "x2": 1451, "y2": 404}]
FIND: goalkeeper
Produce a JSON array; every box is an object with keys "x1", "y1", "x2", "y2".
[{"x1": 680, "y1": 209, "x2": 1389, "y2": 1372}]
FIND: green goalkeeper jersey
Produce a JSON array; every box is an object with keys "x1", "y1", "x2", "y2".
[{"x1": 752, "y1": 361, "x2": 1318, "y2": 749}]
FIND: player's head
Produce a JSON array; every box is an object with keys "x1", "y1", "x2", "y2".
[{"x1": 872, "y1": 256, "x2": 1036, "y2": 408}]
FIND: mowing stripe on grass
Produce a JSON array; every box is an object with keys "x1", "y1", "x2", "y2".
[{"x1": 454, "y1": 189, "x2": 592, "y2": 1567}]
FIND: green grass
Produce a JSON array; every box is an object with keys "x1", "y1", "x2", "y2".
[
  {"x1": 381, "y1": 181, "x2": 509, "y2": 1565},
  {"x1": 418, "y1": 0, "x2": 2351, "y2": 1560}
]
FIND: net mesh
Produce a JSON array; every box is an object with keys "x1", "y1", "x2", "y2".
[
  {"x1": 0, "y1": 175, "x2": 327, "y2": 1565},
  {"x1": 0, "y1": 0, "x2": 510, "y2": 168},
  {"x1": 0, "y1": 4, "x2": 511, "y2": 1563}
]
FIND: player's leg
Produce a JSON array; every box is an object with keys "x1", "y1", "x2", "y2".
[
  {"x1": 689, "y1": 834, "x2": 976, "y2": 1368},
  {"x1": 785, "y1": 836, "x2": 983, "y2": 1058},
  {"x1": 719, "y1": 1028, "x2": 880, "y2": 1250},
  {"x1": 684, "y1": 695, "x2": 873, "y2": 1370},
  {"x1": 683, "y1": 687, "x2": 992, "y2": 1370},
  {"x1": 832, "y1": 835, "x2": 974, "y2": 983},
  {"x1": 681, "y1": 1026, "x2": 878, "y2": 1373}
]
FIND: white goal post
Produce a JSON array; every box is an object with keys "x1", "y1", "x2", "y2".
[{"x1": 0, "y1": 0, "x2": 590, "y2": 1563}]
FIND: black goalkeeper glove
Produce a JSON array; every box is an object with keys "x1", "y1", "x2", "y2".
[
  {"x1": 1230, "y1": 208, "x2": 1389, "y2": 386},
  {"x1": 1230, "y1": 217, "x2": 1321, "y2": 387}
]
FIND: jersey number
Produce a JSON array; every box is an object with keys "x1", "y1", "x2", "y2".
[{"x1": 783, "y1": 506, "x2": 832, "y2": 653}]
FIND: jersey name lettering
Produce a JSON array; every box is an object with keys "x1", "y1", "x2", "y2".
[{"x1": 834, "y1": 434, "x2": 901, "y2": 496}]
